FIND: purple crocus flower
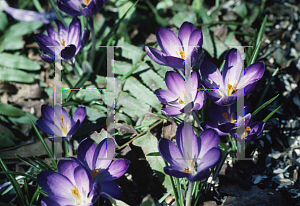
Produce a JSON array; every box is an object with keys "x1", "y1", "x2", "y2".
[
  {"x1": 37, "y1": 158, "x2": 101, "y2": 206},
  {"x1": 229, "y1": 114, "x2": 265, "y2": 142},
  {"x1": 199, "y1": 49, "x2": 265, "y2": 106},
  {"x1": 158, "y1": 123, "x2": 221, "y2": 181},
  {"x1": 36, "y1": 104, "x2": 86, "y2": 141},
  {"x1": 155, "y1": 70, "x2": 206, "y2": 116},
  {"x1": 1, "y1": 1, "x2": 56, "y2": 24},
  {"x1": 77, "y1": 137, "x2": 130, "y2": 199},
  {"x1": 200, "y1": 101, "x2": 250, "y2": 136},
  {"x1": 33, "y1": 17, "x2": 90, "y2": 63},
  {"x1": 145, "y1": 22, "x2": 203, "y2": 70},
  {"x1": 57, "y1": 0, "x2": 108, "y2": 16}
]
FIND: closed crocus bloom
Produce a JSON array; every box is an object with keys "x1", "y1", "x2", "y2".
[
  {"x1": 36, "y1": 105, "x2": 86, "y2": 141},
  {"x1": 37, "y1": 158, "x2": 101, "y2": 206},
  {"x1": 200, "y1": 101, "x2": 251, "y2": 136},
  {"x1": 155, "y1": 71, "x2": 206, "y2": 116},
  {"x1": 230, "y1": 114, "x2": 265, "y2": 142},
  {"x1": 77, "y1": 138, "x2": 130, "y2": 199},
  {"x1": 158, "y1": 123, "x2": 221, "y2": 182},
  {"x1": 146, "y1": 22, "x2": 203, "y2": 70},
  {"x1": 57, "y1": 0, "x2": 108, "y2": 16},
  {"x1": 0, "y1": 1, "x2": 56, "y2": 24},
  {"x1": 199, "y1": 49, "x2": 265, "y2": 106},
  {"x1": 33, "y1": 17, "x2": 89, "y2": 63}
]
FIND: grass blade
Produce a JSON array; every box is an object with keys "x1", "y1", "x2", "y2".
[
  {"x1": 253, "y1": 94, "x2": 280, "y2": 116},
  {"x1": 0, "y1": 157, "x2": 26, "y2": 205},
  {"x1": 30, "y1": 118, "x2": 57, "y2": 168},
  {"x1": 263, "y1": 104, "x2": 282, "y2": 122}
]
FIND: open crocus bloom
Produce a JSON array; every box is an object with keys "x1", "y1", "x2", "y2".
[
  {"x1": 33, "y1": 17, "x2": 89, "y2": 63},
  {"x1": 57, "y1": 0, "x2": 108, "y2": 16},
  {"x1": 230, "y1": 114, "x2": 265, "y2": 142},
  {"x1": 77, "y1": 138, "x2": 130, "y2": 199},
  {"x1": 145, "y1": 21, "x2": 202, "y2": 70},
  {"x1": 36, "y1": 105, "x2": 86, "y2": 141},
  {"x1": 158, "y1": 123, "x2": 221, "y2": 182},
  {"x1": 37, "y1": 158, "x2": 101, "y2": 206},
  {"x1": 199, "y1": 49, "x2": 265, "y2": 106},
  {"x1": 155, "y1": 71, "x2": 206, "y2": 116},
  {"x1": 200, "y1": 101, "x2": 250, "y2": 136}
]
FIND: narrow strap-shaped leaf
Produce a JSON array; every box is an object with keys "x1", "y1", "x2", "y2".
[
  {"x1": 253, "y1": 94, "x2": 280, "y2": 116},
  {"x1": 256, "y1": 67, "x2": 279, "y2": 108},
  {"x1": 0, "y1": 157, "x2": 26, "y2": 205},
  {"x1": 30, "y1": 118, "x2": 57, "y2": 168},
  {"x1": 0, "y1": 171, "x2": 37, "y2": 181},
  {"x1": 263, "y1": 104, "x2": 282, "y2": 122}
]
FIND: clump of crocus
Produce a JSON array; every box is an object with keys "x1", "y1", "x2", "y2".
[
  {"x1": 77, "y1": 138, "x2": 130, "y2": 199},
  {"x1": 57, "y1": 0, "x2": 108, "y2": 16},
  {"x1": 230, "y1": 114, "x2": 265, "y2": 142},
  {"x1": 37, "y1": 158, "x2": 101, "y2": 205},
  {"x1": 36, "y1": 104, "x2": 86, "y2": 141},
  {"x1": 199, "y1": 49, "x2": 265, "y2": 106},
  {"x1": 200, "y1": 101, "x2": 250, "y2": 136},
  {"x1": 146, "y1": 21, "x2": 203, "y2": 70},
  {"x1": 155, "y1": 70, "x2": 206, "y2": 116},
  {"x1": 158, "y1": 123, "x2": 221, "y2": 181},
  {"x1": 33, "y1": 17, "x2": 89, "y2": 63}
]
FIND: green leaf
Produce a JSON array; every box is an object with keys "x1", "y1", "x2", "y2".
[
  {"x1": 118, "y1": 1, "x2": 136, "y2": 20},
  {"x1": 0, "y1": 103, "x2": 25, "y2": 117},
  {"x1": 139, "y1": 66, "x2": 167, "y2": 91},
  {"x1": 263, "y1": 104, "x2": 282, "y2": 122},
  {"x1": 0, "y1": 53, "x2": 40, "y2": 71},
  {"x1": 65, "y1": 72, "x2": 92, "y2": 101},
  {"x1": 202, "y1": 27, "x2": 214, "y2": 58},
  {"x1": 115, "y1": 60, "x2": 149, "y2": 76},
  {"x1": 133, "y1": 133, "x2": 172, "y2": 191},
  {"x1": 0, "y1": 12, "x2": 8, "y2": 32},
  {"x1": 8, "y1": 112, "x2": 38, "y2": 125},
  {"x1": 172, "y1": 12, "x2": 196, "y2": 28},
  {"x1": 235, "y1": 2, "x2": 247, "y2": 18},
  {"x1": 4, "y1": 21, "x2": 43, "y2": 38},
  {"x1": 118, "y1": 92, "x2": 150, "y2": 121},
  {"x1": 0, "y1": 36, "x2": 24, "y2": 52},
  {"x1": 0, "y1": 68, "x2": 34, "y2": 83},
  {"x1": 253, "y1": 94, "x2": 279, "y2": 116},
  {"x1": 156, "y1": 0, "x2": 173, "y2": 10},
  {"x1": 0, "y1": 125, "x2": 15, "y2": 148},
  {"x1": 75, "y1": 85, "x2": 102, "y2": 102},
  {"x1": 0, "y1": 157, "x2": 26, "y2": 205},
  {"x1": 123, "y1": 77, "x2": 161, "y2": 111},
  {"x1": 117, "y1": 41, "x2": 144, "y2": 64}
]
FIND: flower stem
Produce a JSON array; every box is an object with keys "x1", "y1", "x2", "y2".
[
  {"x1": 87, "y1": 16, "x2": 96, "y2": 66},
  {"x1": 186, "y1": 180, "x2": 193, "y2": 206}
]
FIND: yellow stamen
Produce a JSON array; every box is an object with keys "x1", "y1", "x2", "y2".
[
  {"x1": 71, "y1": 185, "x2": 81, "y2": 202},
  {"x1": 230, "y1": 113, "x2": 237, "y2": 123},
  {"x1": 60, "y1": 39, "x2": 65, "y2": 47},
  {"x1": 92, "y1": 166, "x2": 102, "y2": 179},
  {"x1": 59, "y1": 116, "x2": 68, "y2": 135},
  {"x1": 83, "y1": 0, "x2": 91, "y2": 6},
  {"x1": 176, "y1": 47, "x2": 185, "y2": 60}
]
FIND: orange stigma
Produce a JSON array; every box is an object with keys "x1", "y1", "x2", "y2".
[
  {"x1": 222, "y1": 113, "x2": 229, "y2": 122},
  {"x1": 183, "y1": 167, "x2": 190, "y2": 173},
  {"x1": 83, "y1": 0, "x2": 91, "y2": 5},
  {"x1": 242, "y1": 126, "x2": 251, "y2": 139}
]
